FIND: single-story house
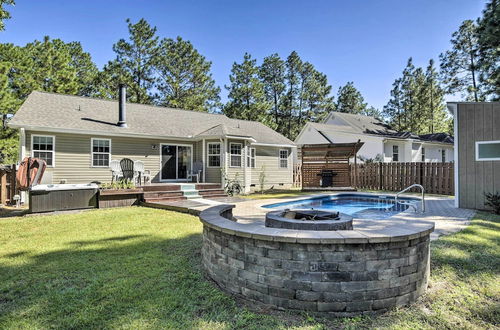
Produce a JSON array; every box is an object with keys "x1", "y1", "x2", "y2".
[
  {"x1": 295, "y1": 112, "x2": 454, "y2": 163},
  {"x1": 8, "y1": 88, "x2": 296, "y2": 193},
  {"x1": 447, "y1": 101, "x2": 500, "y2": 209}
]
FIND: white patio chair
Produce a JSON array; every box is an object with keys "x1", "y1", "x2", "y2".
[
  {"x1": 133, "y1": 160, "x2": 151, "y2": 185},
  {"x1": 187, "y1": 161, "x2": 203, "y2": 183},
  {"x1": 110, "y1": 160, "x2": 123, "y2": 182}
]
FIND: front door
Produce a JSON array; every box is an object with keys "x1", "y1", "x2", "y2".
[{"x1": 161, "y1": 144, "x2": 192, "y2": 181}]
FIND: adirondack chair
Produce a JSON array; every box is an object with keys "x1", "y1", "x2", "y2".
[
  {"x1": 110, "y1": 160, "x2": 122, "y2": 183},
  {"x1": 120, "y1": 158, "x2": 135, "y2": 182},
  {"x1": 187, "y1": 161, "x2": 203, "y2": 183}
]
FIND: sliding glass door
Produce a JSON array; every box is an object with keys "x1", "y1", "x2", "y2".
[{"x1": 161, "y1": 144, "x2": 192, "y2": 181}]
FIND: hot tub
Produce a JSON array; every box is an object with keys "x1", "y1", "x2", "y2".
[{"x1": 29, "y1": 183, "x2": 99, "y2": 213}]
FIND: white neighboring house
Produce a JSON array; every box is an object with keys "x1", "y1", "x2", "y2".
[{"x1": 295, "y1": 112, "x2": 454, "y2": 163}]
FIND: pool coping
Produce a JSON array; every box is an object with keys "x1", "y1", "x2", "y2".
[
  {"x1": 200, "y1": 204, "x2": 435, "y2": 244},
  {"x1": 259, "y1": 192, "x2": 420, "y2": 219}
]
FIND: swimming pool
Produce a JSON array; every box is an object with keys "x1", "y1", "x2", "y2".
[{"x1": 262, "y1": 194, "x2": 417, "y2": 219}]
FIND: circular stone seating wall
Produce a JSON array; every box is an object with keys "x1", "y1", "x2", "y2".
[{"x1": 200, "y1": 205, "x2": 434, "y2": 316}]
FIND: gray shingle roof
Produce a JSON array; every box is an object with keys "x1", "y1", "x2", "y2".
[
  {"x1": 317, "y1": 112, "x2": 453, "y2": 144},
  {"x1": 9, "y1": 91, "x2": 294, "y2": 146}
]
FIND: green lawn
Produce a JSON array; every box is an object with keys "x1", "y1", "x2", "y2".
[{"x1": 0, "y1": 207, "x2": 498, "y2": 329}]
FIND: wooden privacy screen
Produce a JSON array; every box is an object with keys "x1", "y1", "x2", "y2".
[
  {"x1": 302, "y1": 163, "x2": 351, "y2": 187},
  {"x1": 300, "y1": 142, "x2": 364, "y2": 189},
  {"x1": 0, "y1": 165, "x2": 17, "y2": 205},
  {"x1": 351, "y1": 162, "x2": 454, "y2": 195}
]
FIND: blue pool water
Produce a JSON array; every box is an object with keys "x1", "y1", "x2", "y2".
[{"x1": 262, "y1": 194, "x2": 416, "y2": 219}]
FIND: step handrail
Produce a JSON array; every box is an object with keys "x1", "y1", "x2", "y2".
[{"x1": 395, "y1": 184, "x2": 425, "y2": 213}]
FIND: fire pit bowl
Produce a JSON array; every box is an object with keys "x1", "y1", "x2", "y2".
[{"x1": 265, "y1": 209, "x2": 353, "y2": 230}]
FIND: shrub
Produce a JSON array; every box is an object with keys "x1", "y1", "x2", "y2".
[{"x1": 484, "y1": 191, "x2": 500, "y2": 214}]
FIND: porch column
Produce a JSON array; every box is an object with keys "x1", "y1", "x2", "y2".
[
  {"x1": 202, "y1": 138, "x2": 206, "y2": 182},
  {"x1": 223, "y1": 138, "x2": 228, "y2": 186},
  {"x1": 243, "y1": 141, "x2": 251, "y2": 193}
]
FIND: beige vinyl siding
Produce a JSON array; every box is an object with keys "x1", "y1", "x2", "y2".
[
  {"x1": 25, "y1": 130, "x2": 204, "y2": 184},
  {"x1": 203, "y1": 139, "x2": 222, "y2": 184},
  {"x1": 226, "y1": 139, "x2": 245, "y2": 181},
  {"x1": 250, "y1": 146, "x2": 293, "y2": 190}
]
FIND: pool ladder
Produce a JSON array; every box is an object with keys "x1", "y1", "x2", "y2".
[{"x1": 395, "y1": 184, "x2": 425, "y2": 213}]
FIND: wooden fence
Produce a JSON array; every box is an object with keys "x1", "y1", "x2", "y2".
[
  {"x1": 351, "y1": 162, "x2": 454, "y2": 195},
  {"x1": 0, "y1": 164, "x2": 17, "y2": 205}
]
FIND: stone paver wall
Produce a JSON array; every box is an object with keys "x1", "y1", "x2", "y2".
[{"x1": 201, "y1": 206, "x2": 432, "y2": 316}]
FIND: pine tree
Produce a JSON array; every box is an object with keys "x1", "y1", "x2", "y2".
[
  {"x1": 383, "y1": 78, "x2": 404, "y2": 131},
  {"x1": 477, "y1": 0, "x2": 500, "y2": 100},
  {"x1": 424, "y1": 59, "x2": 448, "y2": 133},
  {"x1": 259, "y1": 54, "x2": 286, "y2": 132},
  {"x1": 155, "y1": 36, "x2": 221, "y2": 112},
  {"x1": 283, "y1": 51, "x2": 302, "y2": 137},
  {"x1": 335, "y1": 82, "x2": 367, "y2": 114},
  {"x1": 0, "y1": 37, "x2": 98, "y2": 163},
  {"x1": 384, "y1": 58, "x2": 450, "y2": 135},
  {"x1": 439, "y1": 20, "x2": 486, "y2": 101},
  {"x1": 0, "y1": 0, "x2": 14, "y2": 31},
  {"x1": 224, "y1": 53, "x2": 270, "y2": 122},
  {"x1": 101, "y1": 18, "x2": 160, "y2": 104}
]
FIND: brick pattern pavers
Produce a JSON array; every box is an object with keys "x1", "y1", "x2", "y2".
[{"x1": 232, "y1": 195, "x2": 476, "y2": 241}]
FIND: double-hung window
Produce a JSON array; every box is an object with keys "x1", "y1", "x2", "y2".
[
  {"x1": 207, "y1": 142, "x2": 221, "y2": 167},
  {"x1": 392, "y1": 145, "x2": 399, "y2": 162},
  {"x1": 441, "y1": 149, "x2": 446, "y2": 163},
  {"x1": 230, "y1": 143, "x2": 242, "y2": 167},
  {"x1": 92, "y1": 138, "x2": 111, "y2": 167},
  {"x1": 279, "y1": 149, "x2": 289, "y2": 168},
  {"x1": 32, "y1": 135, "x2": 55, "y2": 166},
  {"x1": 421, "y1": 147, "x2": 425, "y2": 162},
  {"x1": 247, "y1": 148, "x2": 256, "y2": 168}
]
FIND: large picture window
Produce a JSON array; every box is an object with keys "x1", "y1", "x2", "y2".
[
  {"x1": 476, "y1": 141, "x2": 500, "y2": 161},
  {"x1": 247, "y1": 148, "x2": 256, "y2": 168},
  {"x1": 32, "y1": 135, "x2": 55, "y2": 166},
  {"x1": 207, "y1": 142, "x2": 221, "y2": 167},
  {"x1": 230, "y1": 143, "x2": 242, "y2": 167},
  {"x1": 92, "y1": 138, "x2": 111, "y2": 167},
  {"x1": 279, "y1": 149, "x2": 288, "y2": 168}
]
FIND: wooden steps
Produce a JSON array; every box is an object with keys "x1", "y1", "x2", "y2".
[{"x1": 142, "y1": 183, "x2": 227, "y2": 203}]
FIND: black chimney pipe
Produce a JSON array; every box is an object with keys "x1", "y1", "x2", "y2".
[{"x1": 118, "y1": 84, "x2": 127, "y2": 128}]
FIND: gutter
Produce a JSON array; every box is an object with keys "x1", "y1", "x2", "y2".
[{"x1": 9, "y1": 124, "x2": 293, "y2": 148}]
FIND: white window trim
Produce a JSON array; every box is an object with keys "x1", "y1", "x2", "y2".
[
  {"x1": 31, "y1": 134, "x2": 55, "y2": 167},
  {"x1": 476, "y1": 140, "x2": 500, "y2": 161},
  {"x1": 91, "y1": 138, "x2": 112, "y2": 168},
  {"x1": 247, "y1": 147, "x2": 256, "y2": 168},
  {"x1": 207, "y1": 142, "x2": 221, "y2": 168},
  {"x1": 392, "y1": 145, "x2": 399, "y2": 162},
  {"x1": 279, "y1": 149, "x2": 289, "y2": 169},
  {"x1": 229, "y1": 142, "x2": 243, "y2": 168}
]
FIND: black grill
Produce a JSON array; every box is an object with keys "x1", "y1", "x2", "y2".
[{"x1": 317, "y1": 170, "x2": 336, "y2": 187}]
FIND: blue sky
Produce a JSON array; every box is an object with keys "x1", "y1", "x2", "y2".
[{"x1": 1, "y1": 0, "x2": 486, "y2": 109}]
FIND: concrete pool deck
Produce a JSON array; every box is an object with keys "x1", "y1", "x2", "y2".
[
  {"x1": 144, "y1": 192, "x2": 476, "y2": 241},
  {"x1": 229, "y1": 193, "x2": 476, "y2": 241}
]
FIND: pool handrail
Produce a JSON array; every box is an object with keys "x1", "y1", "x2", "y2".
[{"x1": 395, "y1": 184, "x2": 425, "y2": 213}]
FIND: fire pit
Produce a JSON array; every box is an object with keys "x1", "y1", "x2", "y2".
[{"x1": 265, "y1": 209, "x2": 353, "y2": 230}]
